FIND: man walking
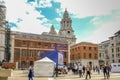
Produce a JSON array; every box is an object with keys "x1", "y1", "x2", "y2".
[
  {"x1": 78, "y1": 64, "x2": 83, "y2": 78},
  {"x1": 85, "y1": 65, "x2": 91, "y2": 80}
]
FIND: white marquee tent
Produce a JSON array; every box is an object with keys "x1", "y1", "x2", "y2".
[{"x1": 34, "y1": 57, "x2": 56, "y2": 77}]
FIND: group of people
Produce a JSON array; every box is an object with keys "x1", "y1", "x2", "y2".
[
  {"x1": 27, "y1": 63, "x2": 111, "y2": 80},
  {"x1": 71, "y1": 63, "x2": 111, "y2": 80}
]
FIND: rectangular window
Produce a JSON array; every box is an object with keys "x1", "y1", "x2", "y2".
[
  {"x1": 84, "y1": 53, "x2": 86, "y2": 59},
  {"x1": 83, "y1": 47, "x2": 86, "y2": 50},
  {"x1": 94, "y1": 54, "x2": 97, "y2": 59},
  {"x1": 112, "y1": 54, "x2": 114, "y2": 58},
  {"x1": 22, "y1": 41, "x2": 26, "y2": 45},
  {"x1": 38, "y1": 42, "x2": 41, "y2": 46},
  {"x1": 22, "y1": 50, "x2": 26, "y2": 57},
  {"x1": 64, "y1": 52, "x2": 67, "y2": 58},
  {"x1": 112, "y1": 48, "x2": 114, "y2": 53},
  {"x1": 94, "y1": 47, "x2": 97, "y2": 50},
  {"x1": 30, "y1": 51, "x2": 34, "y2": 57}
]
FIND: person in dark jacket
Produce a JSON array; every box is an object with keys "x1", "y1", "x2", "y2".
[
  {"x1": 28, "y1": 66, "x2": 34, "y2": 80},
  {"x1": 103, "y1": 64, "x2": 107, "y2": 79}
]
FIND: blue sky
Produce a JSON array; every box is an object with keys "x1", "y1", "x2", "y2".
[{"x1": 5, "y1": 0, "x2": 120, "y2": 43}]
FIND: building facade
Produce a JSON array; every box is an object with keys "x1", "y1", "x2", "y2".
[
  {"x1": 98, "y1": 30, "x2": 120, "y2": 65},
  {"x1": 70, "y1": 42, "x2": 98, "y2": 67},
  {"x1": 11, "y1": 31, "x2": 68, "y2": 69},
  {"x1": 109, "y1": 30, "x2": 120, "y2": 64},
  {"x1": 98, "y1": 40, "x2": 110, "y2": 66},
  {"x1": 0, "y1": 1, "x2": 6, "y2": 62}
]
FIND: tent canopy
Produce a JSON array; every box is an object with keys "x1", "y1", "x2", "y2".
[
  {"x1": 34, "y1": 57, "x2": 56, "y2": 77},
  {"x1": 35, "y1": 57, "x2": 56, "y2": 64}
]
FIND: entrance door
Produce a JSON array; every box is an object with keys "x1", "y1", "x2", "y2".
[{"x1": 89, "y1": 61, "x2": 92, "y2": 69}]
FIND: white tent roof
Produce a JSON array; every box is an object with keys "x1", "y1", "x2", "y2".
[{"x1": 35, "y1": 57, "x2": 55, "y2": 63}]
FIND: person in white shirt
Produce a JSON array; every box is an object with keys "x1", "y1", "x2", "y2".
[{"x1": 78, "y1": 64, "x2": 83, "y2": 78}]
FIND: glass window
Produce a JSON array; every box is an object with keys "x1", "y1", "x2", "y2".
[
  {"x1": 89, "y1": 53, "x2": 92, "y2": 59},
  {"x1": 94, "y1": 54, "x2": 97, "y2": 59},
  {"x1": 64, "y1": 52, "x2": 67, "y2": 58},
  {"x1": 112, "y1": 48, "x2": 114, "y2": 53},
  {"x1": 94, "y1": 47, "x2": 97, "y2": 50},
  {"x1": 30, "y1": 42, "x2": 33, "y2": 46},
  {"x1": 84, "y1": 53, "x2": 86, "y2": 59},
  {"x1": 83, "y1": 46, "x2": 86, "y2": 50},
  {"x1": 38, "y1": 51, "x2": 40, "y2": 57},
  {"x1": 78, "y1": 54, "x2": 80, "y2": 59},
  {"x1": 30, "y1": 51, "x2": 34, "y2": 57},
  {"x1": 22, "y1": 51, "x2": 26, "y2": 57},
  {"x1": 112, "y1": 54, "x2": 114, "y2": 58},
  {"x1": 99, "y1": 53, "x2": 101, "y2": 58},
  {"x1": 89, "y1": 47, "x2": 91, "y2": 50},
  {"x1": 22, "y1": 41, "x2": 26, "y2": 45}
]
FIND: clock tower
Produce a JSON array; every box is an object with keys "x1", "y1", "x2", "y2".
[{"x1": 59, "y1": 9, "x2": 76, "y2": 45}]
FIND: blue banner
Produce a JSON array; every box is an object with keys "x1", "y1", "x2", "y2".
[
  {"x1": 40, "y1": 50, "x2": 64, "y2": 67},
  {"x1": 41, "y1": 50, "x2": 64, "y2": 66}
]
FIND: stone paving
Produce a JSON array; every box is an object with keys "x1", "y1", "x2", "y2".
[{"x1": 7, "y1": 70, "x2": 120, "y2": 80}]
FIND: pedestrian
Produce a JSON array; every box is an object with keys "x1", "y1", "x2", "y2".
[
  {"x1": 78, "y1": 64, "x2": 83, "y2": 78},
  {"x1": 106, "y1": 64, "x2": 111, "y2": 79},
  {"x1": 82, "y1": 65, "x2": 85, "y2": 76},
  {"x1": 28, "y1": 66, "x2": 34, "y2": 80},
  {"x1": 103, "y1": 64, "x2": 107, "y2": 79},
  {"x1": 85, "y1": 65, "x2": 91, "y2": 80},
  {"x1": 52, "y1": 66, "x2": 58, "y2": 77}
]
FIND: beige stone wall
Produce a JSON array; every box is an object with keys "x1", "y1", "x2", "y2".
[{"x1": 0, "y1": 70, "x2": 13, "y2": 77}]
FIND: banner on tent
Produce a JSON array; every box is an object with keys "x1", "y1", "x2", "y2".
[{"x1": 58, "y1": 52, "x2": 64, "y2": 66}]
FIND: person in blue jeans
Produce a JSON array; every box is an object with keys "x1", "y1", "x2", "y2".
[
  {"x1": 28, "y1": 66, "x2": 34, "y2": 80},
  {"x1": 106, "y1": 64, "x2": 111, "y2": 79}
]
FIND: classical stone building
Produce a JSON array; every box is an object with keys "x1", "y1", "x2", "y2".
[
  {"x1": 98, "y1": 40, "x2": 110, "y2": 66},
  {"x1": 0, "y1": 1, "x2": 6, "y2": 62},
  {"x1": 109, "y1": 30, "x2": 120, "y2": 64},
  {"x1": 42, "y1": 9, "x2": 76, "y2": 45},
  {"x1": 70, "y1": 42, "x2": 98, "y2": 67},
  {"x1": 11, "y1": 31, "x2": 68, "y2": 69},
  {"x1": 98, "y1": 30, "x2": 120, "y2": 65}
]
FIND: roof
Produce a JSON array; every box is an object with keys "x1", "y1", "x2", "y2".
[{"x1": 35, "y1": 57, "x2": 55, "y2": 63}]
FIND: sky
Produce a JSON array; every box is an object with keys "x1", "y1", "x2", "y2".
[{"x1": 4, "y1": 0, "x2": 120, "y2": 44}]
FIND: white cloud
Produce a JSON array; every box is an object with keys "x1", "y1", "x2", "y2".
[
  {"x1": 55, "y1": 0, "x2": 120, "y2": 18},
  {"x1": 5, "y1": 0, "x2": 50, "y2": 34},
  {"x1": 55, "y1": 18, "x2": 61, "y2": 22},
  {"x1": 77, "y1": 20, "x2": 120, "y2": 44}
]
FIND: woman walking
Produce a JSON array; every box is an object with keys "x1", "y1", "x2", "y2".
[{"x1": 28, "y1": 66, "x2": 34, "y2": 80}]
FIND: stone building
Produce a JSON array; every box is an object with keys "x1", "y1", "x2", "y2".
[
  {"x1": 98, "y1": 40, "x2": 110, "y2": 66},
  {"x1": 42, "y1": 9, "x2": 76, "y2": 45},
  {"x1": 109, "y1": 30, "x2": 120, "y2": 64},
  {"x1": 11, "y1": 31, "x2": 68, "y2": 69},
  {"x1": 70, "y1": 42, "x2": 98, "y2": 67},
  {"x1": 0, "y1": 1, "x2": 6, "y2": 62},
  {"x1": 98, "y1": 30, "x2": 120, "y2": 65}
]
